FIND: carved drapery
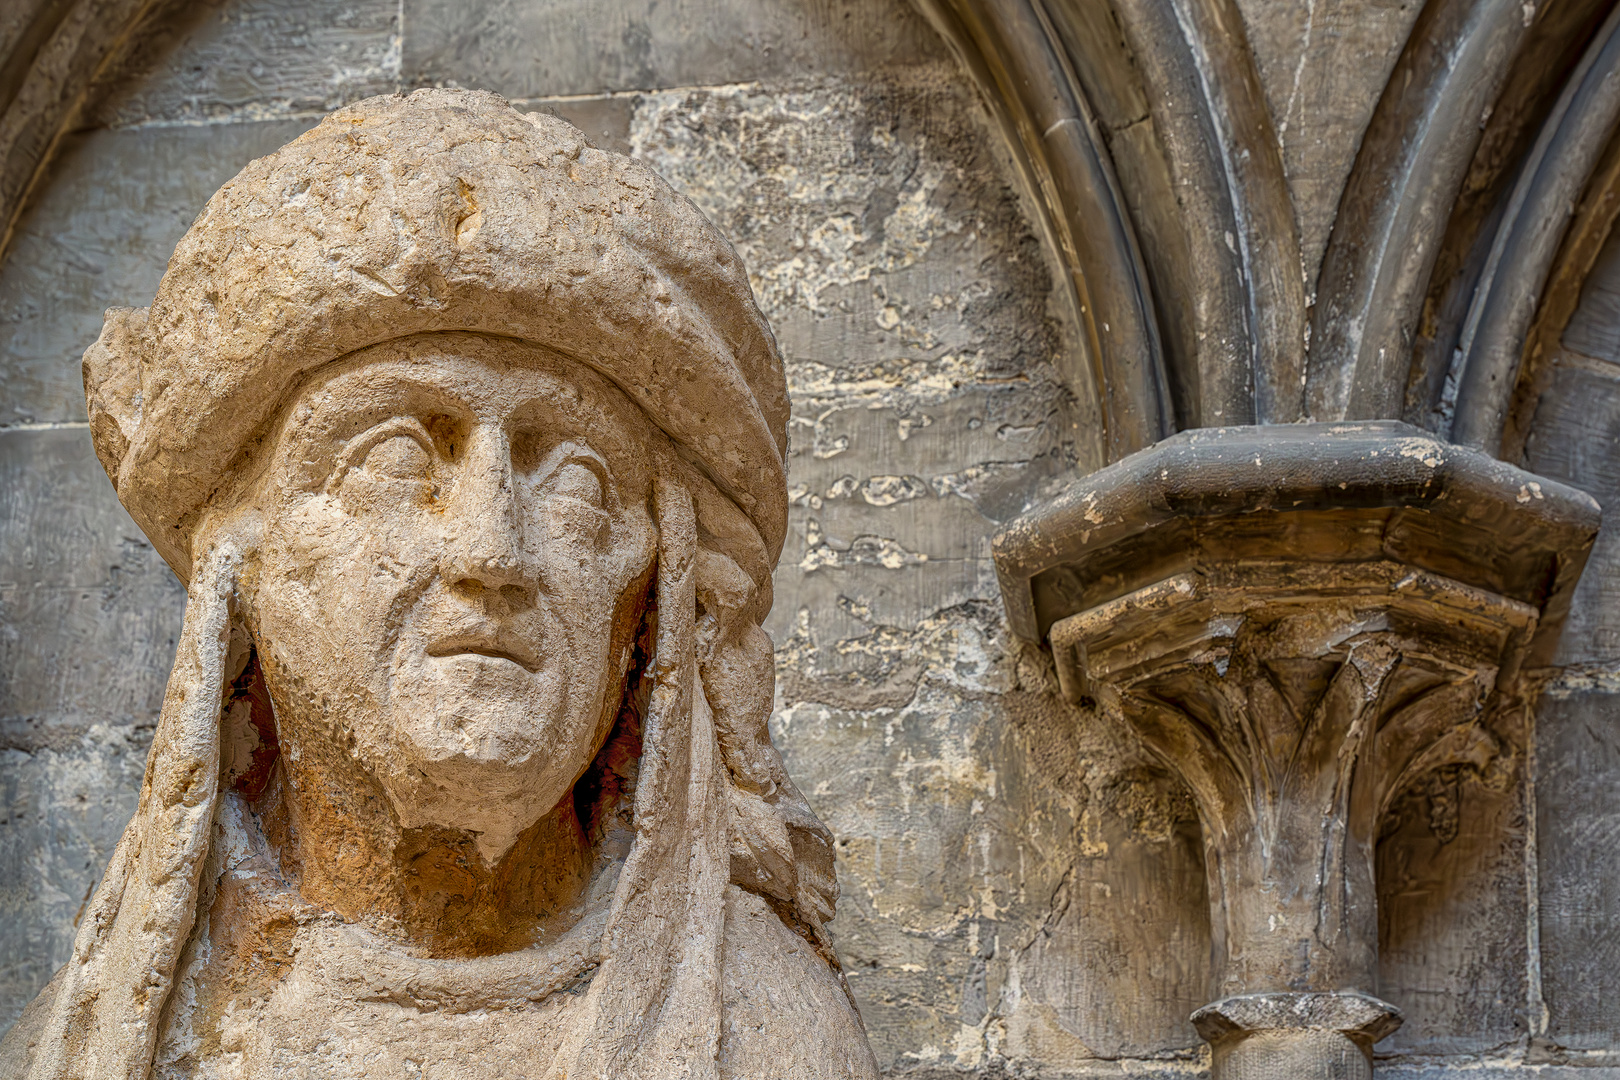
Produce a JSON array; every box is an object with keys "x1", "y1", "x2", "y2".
[{"x1": 6, "y1": 0, "x2": 1620, "y2": 1071}]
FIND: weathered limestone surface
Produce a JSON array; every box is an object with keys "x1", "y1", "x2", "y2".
[
  {"x1": 1520, "y1": 225, "x2": 1620, "y2": 1058},
  {"x1": 3, "y1": 0, "x2": 1620, "y2": 1075},
  {"x1": 0, "y1": 3, "x2": 1122, "y2": 1072},
  {"x1": 0, "y1": 119, "x2": 308, "y2": 1038},
  {"x1": 1535, "y1": 683, "x2": 1620, "y2": 1059},
  {"x1": 2, "y1": 88, "x2": 880, "y2": 1078},
  {"x1": 1375, "y1": 764, "x2": 1529, "y2": 1056},
  {"x1": 0, "y1": 428, "x2": 182, "y2": 745}
]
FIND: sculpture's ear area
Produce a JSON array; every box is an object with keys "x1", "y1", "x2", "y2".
[
  {"x1": 221, "y1": 645, "x2": 281, "y2": 800},
  {"x1": 82, "y1": 306, "x2": 147, "y2": 486}
]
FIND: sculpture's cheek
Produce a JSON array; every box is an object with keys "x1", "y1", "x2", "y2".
[{"x1": 537, "y1": 499, "x2": 610, "y2": 564}]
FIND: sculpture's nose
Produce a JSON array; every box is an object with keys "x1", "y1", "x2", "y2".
[{"x1": 441, "y1": 427, "x2": 538, "y2": 608}]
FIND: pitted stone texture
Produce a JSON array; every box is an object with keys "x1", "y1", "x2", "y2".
[
  {"x1": 87, "y1": 89, "x2": 789, "y2": 580},
  {"x1": 1, "y1": 92, "x2": 877, "y2": 1080},
  {"x1": 7, "y1": 0, "x2": 1590, "y2": 1074},
  {"x1": 621, "y1": 69, "x2": 1221, "y2": 1070}
]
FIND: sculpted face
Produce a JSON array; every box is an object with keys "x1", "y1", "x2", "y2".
[{"x1": 247, "y1": 333, "x2": 657, "y2": 861}]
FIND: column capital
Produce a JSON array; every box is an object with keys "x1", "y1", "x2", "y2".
[
  {"x1": 992, "y1": 422, "x2": 1601, "y2": 1077},
  {"x1": 1192, "y1": 991, "x2": 1404, "y2": 1046}
]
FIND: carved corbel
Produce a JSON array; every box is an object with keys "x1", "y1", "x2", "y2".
[{"x1": 992, "y1": 421, "x2": 1600, "y2": 1079}]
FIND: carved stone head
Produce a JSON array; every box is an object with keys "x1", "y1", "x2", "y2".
[
  {"x1": 247, "y1": 334, "x2": 663, "y2": 863},
  {"x1": 7, "y1": 89, "x2": 876, "y2": 1080}
]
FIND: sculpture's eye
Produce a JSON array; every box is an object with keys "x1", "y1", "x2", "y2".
[
  {"x1": 550, "y1": 460, "x2": 603, "y2": 507},
  {"x1": 532, "y1": 448, "x2": 611, "y2": 549},
  {"x1": 330, "y1": 424, "x2": 439, "y2": 504},
  {"x1": 362, "y1": 434, "x2": 432, "y2": 481},
  {"x1": 516, "y1": 434, "x2": 612, "y2": 511}
]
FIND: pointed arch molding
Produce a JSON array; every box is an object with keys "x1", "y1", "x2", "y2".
[
  {"x1": 913, "y1": 0, "x2": 1319, "y2": 448},
  {"x1": 953, "y1": 2, "x2": 1618, "y2": 1072},
  {"x1": 0, "y1": 0, "x2": 180, "y2": 263},
  {"x1": 908, "y1": 0, "x2": 1175, "y2": 460},
  {"x1": 10, "y1": 0, "x2": 1617, "y2": 461},
  {"x1": 910, "y1": 0, "x2": 1320, "y2": 453},
  {"x1": 1316, "y1": 0, "x2": 1620, "y2": 437},
  {"x1": 1451, "y1": 3, "x2": 1620, "y2": 453},
  {"x1": 915, "y1": 0, "x2": 1620, "y2": 458}
]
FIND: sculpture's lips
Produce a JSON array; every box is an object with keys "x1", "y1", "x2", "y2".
[{"x1": 425, "y1": 634, "x2": 541, "y2": 673}]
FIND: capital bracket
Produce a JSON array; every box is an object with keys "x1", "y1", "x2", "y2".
[{"x1": 992, "y1": 422, "x2": 1601, "y2": 1078}]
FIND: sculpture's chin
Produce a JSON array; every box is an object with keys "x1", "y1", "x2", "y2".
[
  {"x1": 375, "y1": 751, "x2": 575, "y2": 866},
  {"x1": 362, "y1": 657, "x2": 603, "y2": 865}
]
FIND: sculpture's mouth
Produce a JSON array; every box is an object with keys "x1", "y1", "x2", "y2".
[{"x1": 426, "y1": 634, "x2": 541, "y2": 673}]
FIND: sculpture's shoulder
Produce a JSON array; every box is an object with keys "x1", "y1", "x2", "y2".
[
  {"x1": 719, "y1": 884, "x2": 879, "y2": 1080},
  {"x1": 0, "y1": 961, "x2": 66, "y2": 1078}
]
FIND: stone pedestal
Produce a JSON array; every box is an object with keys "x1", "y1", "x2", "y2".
[
  {"x1": 1192, "y1": 993, "x2": 1401, "y2": 1080},
  {"x1": 992, "y1": 422, "x2": 1601, "y2": 1078}
]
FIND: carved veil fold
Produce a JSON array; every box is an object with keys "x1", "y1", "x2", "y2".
[
  {"x1": 25, "y1": 542, "x2": 239, "y2": 1080},
  {"x1": 556, "y1": 477, "x2": 730, "y2": 1080},
  {"x1": 6, "y1": 89, "x2": 858, "y2": 1080},
  {"x1": 14, "y1": 482, "x2": 746, "y2": 1080}
]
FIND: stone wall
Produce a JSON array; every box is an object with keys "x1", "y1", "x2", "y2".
[
  {"x1": 1520, "y1": 223, "x2": 1620, "y2": 1066},
  {"x1": 0, "y1": 3, "x2": 1098, "y2": 1071},
  {"x1": 2, "y1": 1, "x2": 1619, "y2": 1076}
]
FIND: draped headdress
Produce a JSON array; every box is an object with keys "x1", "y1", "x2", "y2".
[{"x1": 16, "y1": 89, "x2": 844, "y2": 1080}]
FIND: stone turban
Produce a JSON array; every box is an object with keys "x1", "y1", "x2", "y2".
[{"x1": 82, "y1": 88, "x2": 789, "y2": 579}]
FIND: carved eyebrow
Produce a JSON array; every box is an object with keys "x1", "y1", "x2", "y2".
[
  {"x1": 527, "y1": 440, "x2": 616, "y2": 507},
  {"x1": 325, "y1": 416, "x2": 436, "y2": 494}
]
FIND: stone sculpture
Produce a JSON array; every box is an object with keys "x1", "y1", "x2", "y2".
[
  {"x1": 992, "y1": 422, "x2": 1601, "y2": 1079},
  {"x1": 0, "y1": 88, "x2": 878, "y2": 1080}
]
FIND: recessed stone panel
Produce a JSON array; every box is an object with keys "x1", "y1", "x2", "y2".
[
  {"x1": 1536, "y1": 683, "x2": 1620, "y2": 1056},
  {"x1": 0, "y1": 120, "x2": 317, "y2": 426},
  {"x1": 1523, "y1": 353, "x2": 1620, "y2": 1051},
  {"x1": 403, "y1": 0, "x2": 946, "y2": 100}
]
